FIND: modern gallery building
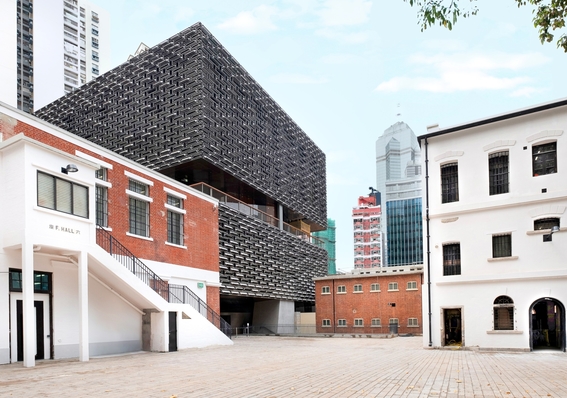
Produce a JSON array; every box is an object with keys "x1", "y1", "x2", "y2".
[{"x1": 36, "y1": 22, "x2": 328, "y2": 332}]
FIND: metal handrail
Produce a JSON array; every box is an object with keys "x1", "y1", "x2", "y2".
[
  {"x1": 190, "y1": 182, "x2": 325, "y2": 248},
  {"x1": 169, "y1": 284, "x2": 232, "y2": 338},
  {"x1": 95, "y1": 226, "x2": 231, "y2": 338}
]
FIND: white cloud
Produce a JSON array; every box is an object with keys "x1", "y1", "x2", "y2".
[
  {"x1": 320, "y1": 53, "x2": 359, "y2": 64},
  {"x1": 510, "y1": 87, "x2": 543, "y2": 97},
  {"x1": 319, "y1": 0, "x2": 372, "y2": 26},
  {"x1": 270, "y1": 73, "x2": 328, "y2": 84},
  {"x1": 217, "y1": 5, "x2": 278, "y2": 35},
  {"x1": 376, "y1": 52, "x2": 550, "y2": 93},
  {"x1": 316, "y1": 28, "x2": 370, "y2": 44}
]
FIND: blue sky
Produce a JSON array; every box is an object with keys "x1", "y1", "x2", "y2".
[{"x1": 91, "y1": 0, "x2": 567, "y2": 271}]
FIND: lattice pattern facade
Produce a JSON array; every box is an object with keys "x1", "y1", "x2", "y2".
[
  {"x1": 219, "y1": 205, "x2": 326, "y2": 301},
  {"x1": 36, "y1": 22, "x2": 326, "y2": 228}
]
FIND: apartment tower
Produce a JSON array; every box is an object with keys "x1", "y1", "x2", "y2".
[{"x1": 0, "y1": 0, "x2": 109, "y2": 113}]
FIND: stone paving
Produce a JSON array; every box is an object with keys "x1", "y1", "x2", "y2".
[{"x1": 1, "y1": 335, "x2": 566, "y2": 397}]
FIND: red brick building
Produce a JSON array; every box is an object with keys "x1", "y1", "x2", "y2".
[{"x1": 315, "y1": 265, "x2": 423, "y2": 335}]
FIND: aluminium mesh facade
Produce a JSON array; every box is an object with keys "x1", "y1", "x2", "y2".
[
  {"x1": 219, "y1": 205, "x2": 327, "y2": 301},
  {"x1": 36, "y1": 22, "x2": 327, "y2": 228}
]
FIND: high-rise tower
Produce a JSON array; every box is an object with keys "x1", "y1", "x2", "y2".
[
  {"x1": 0, "y1": 0, "x2": 109, "y2": 113},
  {"x1": 376, "y1": 122, "x2": 423, "y2": 266}
]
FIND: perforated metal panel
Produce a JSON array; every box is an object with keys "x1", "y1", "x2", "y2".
[{"x1": 36, "y1": 22, "x2": 326, "y2": 228}]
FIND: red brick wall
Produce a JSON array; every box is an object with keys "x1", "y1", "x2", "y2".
[
  {"x1": 4, "y1": 118, "x2": 219, "y2": 274},
  {"x1": 315, "y1": 272, "x2": 423, "y2": 335}
]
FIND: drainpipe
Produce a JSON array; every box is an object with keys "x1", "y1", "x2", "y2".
[
  {"x1": 424, "y1": 137, "x2": 433, "y2": 347},
  {"x1": 333, "y1": 279, "x2": 336, "y2": 334}
]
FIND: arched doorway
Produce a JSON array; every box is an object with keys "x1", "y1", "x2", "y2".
[{"x1": 530, "y1": 298, "x2": 565, "y2": 351}]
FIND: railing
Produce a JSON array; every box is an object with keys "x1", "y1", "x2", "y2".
[
  {"x1": 190, "y1": 182, "x2": 324, "y2": 248},
  {"x1": 96, "y1": 226, "x2": 169, "y2": 299},
  {"x1": 95, "y1": 226, "x2": 231, "y2": 338},
  {"x1": 169, "y1": 284, "x2": 232, "y2": 338}
]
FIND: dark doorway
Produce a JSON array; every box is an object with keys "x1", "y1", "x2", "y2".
[
  {"x1": 444, "y1": 308, "x2": 462, "y2": 346},
  {"x1": 530, "y1": 298, "x2": 565, "y2": 351},
  {"x1": 168, "y1": 312, "x2": 177, "y2": 352},
  {"x1": 16, "y1": 300, "x2": 45, "y2": 361}
]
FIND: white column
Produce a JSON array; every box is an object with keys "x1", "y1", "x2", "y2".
[
  {"x1": 78, "y1": 250, "x2": 89, "y2": 362},
  {"x1": 278, "y1": 204, "x2": 283, "y2": 230},
  {"x1": 21, "y1": 238, "x2": 35, "y2": 367}
]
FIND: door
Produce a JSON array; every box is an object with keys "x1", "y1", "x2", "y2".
[
  {"x1": 444, "y1": 308, "x2": 462, "y2": 346},
  {"x1": 168, "y1": 312, "x2": 177, "y2": 352},
  {"x1": 531, "y1": 298, "x2": 565, "y2": 351},
  {"x1": 16, "y1": 300, "x2": 49, "y2": 361},
  {"x1": 11, "y1": 294, "x2": 51, "y2": 362}
]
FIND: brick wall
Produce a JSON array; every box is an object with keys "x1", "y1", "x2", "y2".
[
  {"x1": 4, "y1": 117, "x2": 219, "y2": 275},
  {"x1": 315, "y1": 272, "x2": 423, "y2": 335}
]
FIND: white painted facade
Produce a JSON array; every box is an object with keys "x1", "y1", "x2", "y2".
[
  {"x1": 0, "y1": 103, "x2": 232, "y2": 367},
  {"x1": 420, "y1": 98, "x2": 567, "y2": 351}
]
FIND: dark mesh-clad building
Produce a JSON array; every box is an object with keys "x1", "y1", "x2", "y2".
[{"x1": 36, "y1": 22, "x2": 327, "y2": 330}]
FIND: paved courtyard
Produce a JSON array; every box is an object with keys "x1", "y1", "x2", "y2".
[{"x1": 1, "y1": 335, "x2": 566, "y2": 397}]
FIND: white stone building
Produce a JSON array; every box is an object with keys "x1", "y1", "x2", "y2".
[{"x1": 419, "y1": 97, "x2": 567, "y2": 351}]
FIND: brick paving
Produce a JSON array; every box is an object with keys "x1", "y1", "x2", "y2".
[{"x1": 1, "y1": 336, "x2": 566, "y2": 397}]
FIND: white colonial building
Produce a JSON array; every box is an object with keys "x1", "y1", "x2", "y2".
[{"x1": 419, "y1": 97, "x2": 567, "y2": 351}]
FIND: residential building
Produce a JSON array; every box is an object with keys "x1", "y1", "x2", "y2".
[
  {"x1": 312, "y1": 218, "x2": 337, "y2": 275},
  {"x1": 419, "y1": 97, "x2": 567, "y2": 351},
  {"x1": 353, "y1": 194, "x2": 382, "y2": 269},
  {"x1": 376, "y1": 122, "x2": 423, "y2": 266},
  {"x1": 314, "y1": 265, "x2": 423, "y2": 335},
  {"x1": 0, "y1": 0, "x2": 109, "y2": 113},
  {"x1": 35, "y1": 22, "x2": 328, "y2": 332},
  {"x1": 0, "y1": 102, "x2": 232, "y2": 367}
]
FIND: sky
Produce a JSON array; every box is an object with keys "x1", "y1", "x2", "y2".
[{"x1": 90, "y1": 0, "x2": 567, "y2": 272}]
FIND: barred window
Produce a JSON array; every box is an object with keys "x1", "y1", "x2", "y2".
[
  {"x1": 95, "y1": 185, "x2": 108, "y2": 227},
  {"x1": 337, "y1": 285, "x2": 346, "y2": 293},
  {"x1": 353, "y1": 284, "x2": 363, "y2": 292},
  {"x1": 337, "y1": 319, "x2": 347, "y2": 327},
  {"x1": 441, "y1": 162, "x2": 459, "y2": 203},
  {"x1": 322, "y1": 319, "x2": 331, "y2": 327},
  {"x1": 388, "y1": 282, "x2": 398, "y2": 291},
  {"x1": 443, "y1": 243, "x2": 461, "y2": 276},
  {"x1": 371, "y1": 318, "x2": 381, "y2": 327},
  {"x1": 370, "y1": 283, "x2": 380, "y2": 292},
  {"x1": 129, "y1": 179, "x2": 149, "y2": 195},
  {"x1": 354, "y1": 318, "x2": 364, "y2": 327},
  {"x1": 166, "y1": 194, "x2": 184, "y2": 245},
  {"x1": 489, "y1": 151, "x2": 509, "y2": 195},
  {"x1": 129, "y1": 197, "x2": 149, "y2": 237},
  {"x1": 533, "y1": 142, "x2": 557, "y2": 176},
  {"x1": 492, "y1": 234, "x2": 511, "y2": 258},
  {"x1": 494, "y1": 296, "x2": 514, "y2": 330},
  {"x1": 389, "y1": 318, "x2": 399, "y2": 325},
  {"x1": 321, "y1": 286, "x2": 330, "y2": 294},
  {"x1": 407, "y1": 281, "x2": 417, "y2": 290},
  {"x1": 534, "y1": 217, "x2": 560, "y2": 231},
  {"x1": 408, "y1": 318, "x2": 419, "y2": 327}
]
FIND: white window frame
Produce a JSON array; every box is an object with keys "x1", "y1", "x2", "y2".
[
  {"x1": 354, "y1": 318, "x2": 364, "y2": 327},
  {"x1": 370, "y1": 283, "x2": 380, "y2": 292},
  {"x1": 322, "y1": 319, "x2": 331, "y2": 327},
  {"x1": 353, "y1": 284, "x2": 363, "y2": 293},
  {"x1": 371, "y1": 318, "x2": 381, "y2": 327},
  {"x1": 407, "y1": 281, "x2": 417, "y2": 290},
  {"x1": 337, "y1": 285, "x2": 346, "y2": 294},
  {"x1": 408, "y1": 318, "x2": 419, "y2": 327},
  {"x1": 321, "y1": 286, "x2": 330, "y2": 294},
  {"x1": 337, "y1": 319, "x2": 347, "y2": 327},
  {"x1": 388, "y1": 282, "x2": 399, "y2": 291}
]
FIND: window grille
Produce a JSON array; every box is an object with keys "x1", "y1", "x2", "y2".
[
  {"x1": 353, "y1": 284, "x2": 363, "y2": 292},
  {"x1": 388, "y1": 282, "x2": 398, "y2": 291},
  {"x1": 407, "y1": 281, "x2": 417, "y2": 290},
  {"x1": 129, "y1": 197, "x2": 149, "y2": 237},
  {"x1": 443, "y1": 243, "x2": 461, "y2": 275},
  {"x1": 337, "y1": 319, "x2": 347, "y2": 327},
  {"x1": 492, "y1": 234, "x2": 511, "y2": 258},
  {"x1": 337, "y1": 285, "x2": 346, "y2": 293},
  {"x1": 354, "y1": 318, "x2": 364, "y2": 327},
  {"x1": 371, "y1": 318, "x2": 381, "y2": 327},
  {"x1": 322, "y1": 319, "x2": 331, "y2": 327},
  {"x1": 534, "y1": 218, "x2": 560, "y2": 231},
  {"x1": 166, "y1": 194, "x2": 183, "y2": 245},
  {"x1": 408, "y1": 318, "x2": 419, "y2": 327},
  {"x1": 532, "y1": 142, "x2": 557, "y2": 176},
  {"x1": 370, "y1": 283, "x2": 380, "y2": 291},
  {"x1": 321, "y1": 286, "x2": 330, "y2": 294},
  {"x1": 95, "y1": 185, "x2": 108, "y2": 227},
  {"x1": 489, "y1": 151, "x2": 509, "y2": 195},
  {"x1": 494, "y1": 296, "x2": 514, "y2": 330},
  {"x1": 441, "y1": 162, "x2": 459, "y2": 203}
]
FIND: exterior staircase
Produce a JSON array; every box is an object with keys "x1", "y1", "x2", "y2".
[{"x1": 95, "y1": 226, "x2": 231, "y2": 338}]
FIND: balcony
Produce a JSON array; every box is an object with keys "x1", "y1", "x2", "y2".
[{"x1": 191, "y1": 182, "x2": 324, "y2": 248}]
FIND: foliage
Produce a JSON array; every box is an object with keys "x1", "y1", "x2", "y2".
[{"x1": 405, "y1": 0, "x2": 567, "y2": 52}]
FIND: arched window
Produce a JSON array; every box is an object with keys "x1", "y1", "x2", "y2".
[{"x1": 494, "y1": 296, "x2": 514, "y2": 330}]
